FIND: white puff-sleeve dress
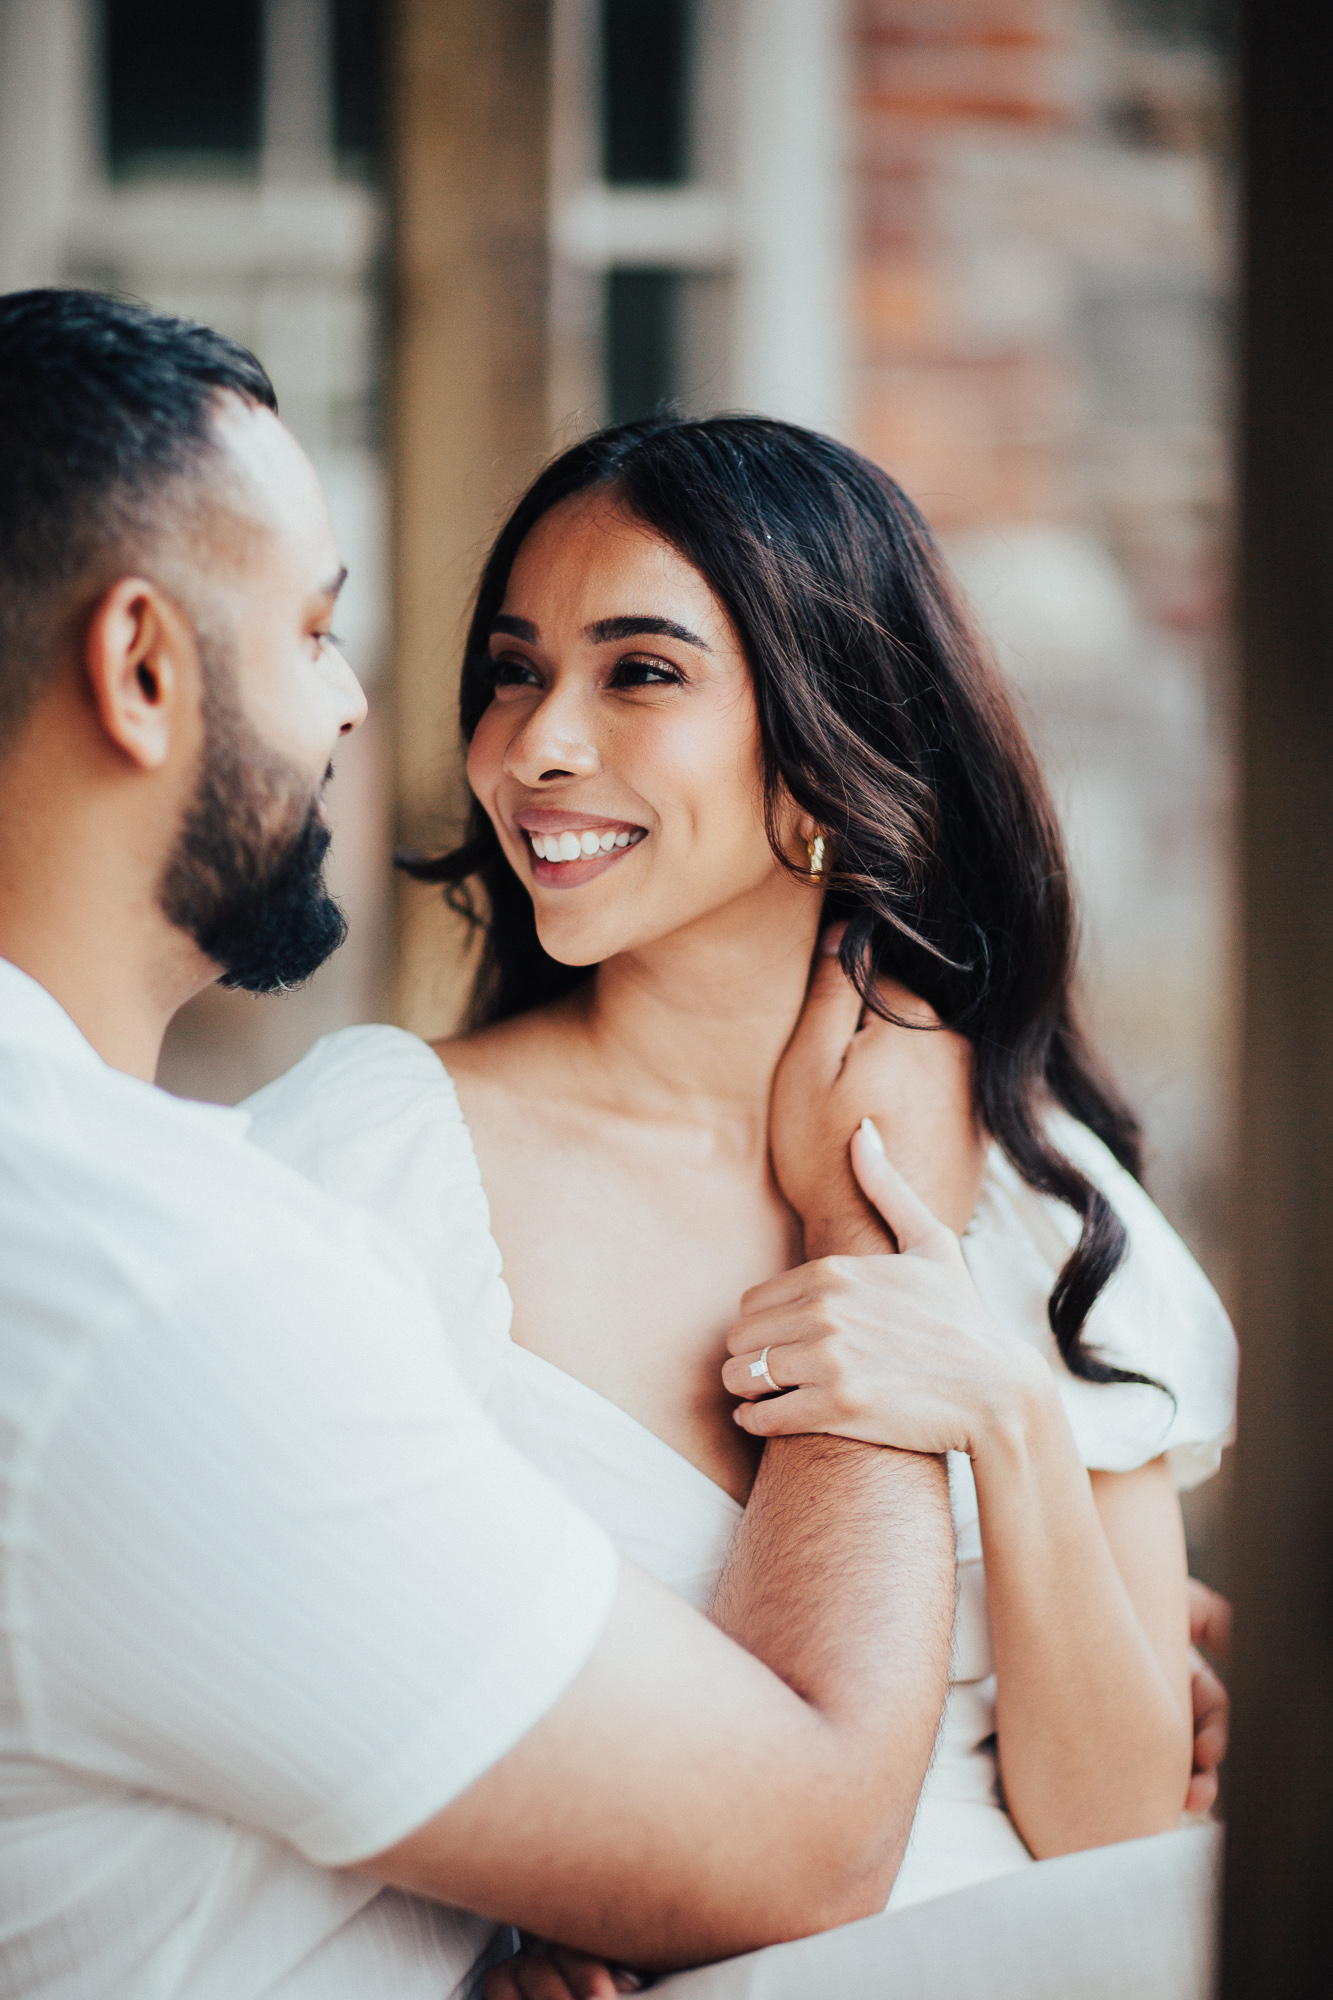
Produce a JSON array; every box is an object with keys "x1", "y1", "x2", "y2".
[{"x1": 243, "y1": 1025, "x2": 1237, "y2": 1912}]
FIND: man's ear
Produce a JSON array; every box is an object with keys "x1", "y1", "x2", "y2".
[{"x1": 83, "y1": 577, "x2": 194, "y2": 772}]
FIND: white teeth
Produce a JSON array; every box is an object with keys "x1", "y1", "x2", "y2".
[{"x1": 530, "y1": 828, "x2": 642, "y2": 863}]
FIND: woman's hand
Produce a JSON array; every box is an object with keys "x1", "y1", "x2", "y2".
[
  {"x1": 483, "y1": 1940, "x2": 642, "y2": 1999},
  {"x1": 1185, "y1": 1578, "x2": 1232, "y2": 1812},
  {"x1": 723, "y1": 1120, "x2": 1052, "y2": 1456},
  {"x1": 771, "y1": 930, "x2": 987, "y2": 1249}
]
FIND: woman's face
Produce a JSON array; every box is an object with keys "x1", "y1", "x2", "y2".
[{"x1": 467, "y1": 489, "x2": 809, "y2": 969}]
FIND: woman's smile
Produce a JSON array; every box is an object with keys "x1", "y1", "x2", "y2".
[{"x1": 514, "y1": 806, "x2": 648, "y2": 889}]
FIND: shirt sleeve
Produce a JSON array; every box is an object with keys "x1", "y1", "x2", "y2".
[{"x1": 16, "y1": 1191, "x2": 620, "y2": 1866}]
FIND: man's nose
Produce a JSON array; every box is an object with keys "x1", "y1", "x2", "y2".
[
  {"x1": 335, "y1": 656, "x2": 369, "y2": 736},
  {"x1": 504, "y1": 683, "x2": 600, "y2": 785}
]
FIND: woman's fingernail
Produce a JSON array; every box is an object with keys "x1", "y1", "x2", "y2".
[
  {"x1": 818, "y1": 923, "x2": 847, "y2": 957},
  {"x1": 613, "y1": 1976, "x2": 643, "y2": 1993},
  {"x1": 859, "y1": 1115, "x2": 886, "y2": 1155}
]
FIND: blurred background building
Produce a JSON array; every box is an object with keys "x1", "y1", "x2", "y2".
[{"x1": 0, "y1": 0, "x2": 1233, "y2": 1565}]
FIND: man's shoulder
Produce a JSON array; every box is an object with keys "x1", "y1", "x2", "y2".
[
  {"x1": 0, "y1": 1038, "x2": 412, "y2": 1330},
  {"x1": 0, "y1": 1038, "x2": 454, "y2": 1512}
]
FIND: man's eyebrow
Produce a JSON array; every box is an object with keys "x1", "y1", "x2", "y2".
[
  {"x1": 586, "y1": 615, "x2": 711, "y2": 651},
  {"x1": 491, "y1": 614, "x2": 539, "y2": 642}
]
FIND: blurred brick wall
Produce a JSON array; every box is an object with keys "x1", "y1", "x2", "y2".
[
  {"x1": 845, "y1": 0, "x2": 1234, "y2": 1578},
  {"x1": 847, "y1": 0, "x2": 1232, "y2": 1284}
]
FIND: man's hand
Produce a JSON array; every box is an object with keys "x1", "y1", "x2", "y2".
[
  {"x1": 1185, "y1": 1577, "x2": 1232, "y2": 1813},
  {"x1": 772, "y1": 930, "x2": 985, "y2": 1251}
]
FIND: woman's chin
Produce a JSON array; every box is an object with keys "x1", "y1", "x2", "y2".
[
  {"x1": 533, "y1": 904, "x2": 667, "y2": 968},
  {"x1": 532, "y1": 917, "x2": 620, "y2": 969}
]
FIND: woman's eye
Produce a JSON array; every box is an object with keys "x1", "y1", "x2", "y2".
[
  {"x1": 316, "y1": 631, "x2": 344, "y2": 650},
  {"x1": 610, "y1": 655, "x2": 683, "y2": 689},
  {"x1": 485, "y1": 655, "x2": 541, "y2": 689}
]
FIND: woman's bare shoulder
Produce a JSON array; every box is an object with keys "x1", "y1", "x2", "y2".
[{"x1": 431, "y1": 993, "x2": 589, "y2": 1097}]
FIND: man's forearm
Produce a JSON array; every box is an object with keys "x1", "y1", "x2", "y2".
[
  {"x1": 712, "y1": 1432, "x2": 952, "y2": 1720},
  {"x1": 711, "y1": 1156, "x2": 955, "y2": 1898},
  {"x1": 710, "y1": 1435, "x2": 952, "y2": 1900}
]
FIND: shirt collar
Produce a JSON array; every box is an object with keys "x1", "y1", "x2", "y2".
[
  {"x1": 0, "y1": 956, "x2": 253, "y2": 1138},
  {"x1": 0, "y1": 957, "x2": 107, "y2": 1069}
]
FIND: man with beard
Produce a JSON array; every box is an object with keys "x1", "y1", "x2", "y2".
[
  {"x1": 0, "y1": 290, "x2": 1223, "y2": 2000},
  {"x1": 159, "y1": 660, "x2": 349, "y2": 994}
]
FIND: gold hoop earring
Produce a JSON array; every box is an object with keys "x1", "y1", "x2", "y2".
[{"x1": 807, "y1": 833, "x2": 826, "y2": 879}]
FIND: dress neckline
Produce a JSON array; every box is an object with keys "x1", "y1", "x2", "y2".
[
  {"x1": 504, "y1": 1340, "x2": 745, "y2": 1517},
  {"x1": 433, "y1": 1049, "x2": 746, "y2": 1521}
]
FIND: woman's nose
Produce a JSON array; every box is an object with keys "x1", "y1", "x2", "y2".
[{"x1": 503, "y1": 685, "x2": 601, "y2": 786}]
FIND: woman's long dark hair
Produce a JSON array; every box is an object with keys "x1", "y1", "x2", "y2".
[{"x1": 401, "y1": 415, "x2": 1156, "y2": 1390}]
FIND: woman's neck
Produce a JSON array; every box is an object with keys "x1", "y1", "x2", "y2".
[{"x1": 573, "y1": 883, "x2": 824, "y2": 1130}]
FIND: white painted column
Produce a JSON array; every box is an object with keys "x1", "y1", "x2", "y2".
[
  {"x1": 257, "y1": 0, "x2": 339, "y2": 453},
  {"x1": 263, "y1": 0, "x2": 335, "y2": 183},
  {"x1": 0, "y1": 0, "x2": 96, "y2": 291},
  {"x1": 548, "y1": 0, "x2": 605, "y2": 432},
  {"x1": 732, "y1": 0, "x2": 851, "y2": 433}
]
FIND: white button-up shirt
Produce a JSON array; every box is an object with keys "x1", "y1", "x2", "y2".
[{"x1": 0, "y1": 959, "x2": 618, "y2": 1998}]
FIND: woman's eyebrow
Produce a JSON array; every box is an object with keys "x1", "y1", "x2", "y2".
[
  {"x1": 490, "y1": 614, "x2": 539, "y2": 642},
  {"x1": 585, "y1": 615, "x2": 712, "y2": 650}
]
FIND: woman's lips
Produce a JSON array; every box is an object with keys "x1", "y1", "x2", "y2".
[
  {"x1": 513, "y1": 810, "x2": 647, "y2": 888},
  {"x1": 510, "y1": 812, "x2": 644, "y2": 892}
]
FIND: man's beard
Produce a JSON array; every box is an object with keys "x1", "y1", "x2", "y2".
[{"x1": 159, "y1": 641, "x2": 348, "y2": 994}]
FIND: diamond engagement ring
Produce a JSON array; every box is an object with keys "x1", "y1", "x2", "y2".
[{"x1": 749, "y1": 1346, "x2": 780, "y2": 1394}]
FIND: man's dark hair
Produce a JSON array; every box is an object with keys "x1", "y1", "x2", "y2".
[{"x1": 0, "y1": 287, "x2": 277, "y2": 731}]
